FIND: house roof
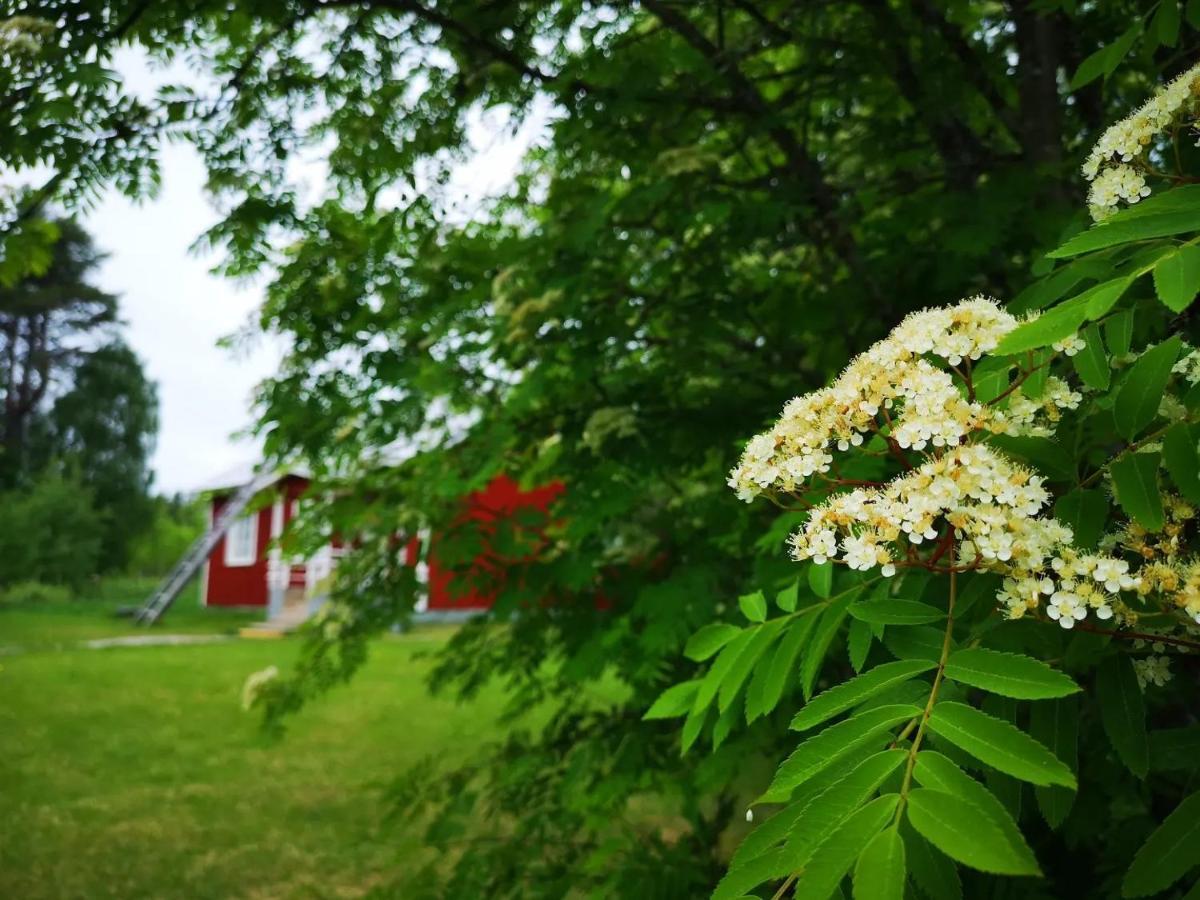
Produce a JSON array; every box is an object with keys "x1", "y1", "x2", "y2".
[{"x1": 193, "y1": 461, "x2": 312, "y2": 494}]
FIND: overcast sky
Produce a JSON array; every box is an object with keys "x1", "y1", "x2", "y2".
[{"x1": 78, "y1": 50, "x2": 544, "y2": 494}]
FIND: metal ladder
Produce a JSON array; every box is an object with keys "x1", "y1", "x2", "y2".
[{"x1": 135, "y1": 472, "x2": 278, "y2": 625}]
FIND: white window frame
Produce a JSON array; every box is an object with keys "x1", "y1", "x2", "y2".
[{"x1": 224, "y1": 513, "x2": 258, "y2": 567}]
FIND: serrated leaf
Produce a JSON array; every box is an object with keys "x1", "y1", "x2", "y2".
[
  {"x1": 1164, "y1": 423, "x2": 1200, "y2": 503},
  {"x1": 926, "y1": 701, "x2": 1076, "y2": 788},
  {"x1": 912, "y1": 751, "x2": 1041, "y2": 875},
  {"x1": 680, "y1": 702, "x2": 710, "y2": 754},
  {"x1": 1150, "y1": 726, "x2": 1200, "y2": 772},
  {"x1": 1111, "y1": 451, "x2": 1165, "y2": 532},
  {"x1": 739, "y1": 591, "x2": 767, "y2": 623},
  {"x1": 992, "y1": 295, "x2": 1090, "y2": 355},
  {"x1": 1085, "y1": 275, "x2": 1135, "y2": 319},
  {"x1": 644, "y1": 679, "x2": 701, "y2": 720},
  {"x1": 711, "y1": 846, "x2": 790, "y2": 900},
  {"x1": 760, "y1": 705, "x2": 921, "y2": 803},
  {"x1": 1123, "y1": 791, "x2": 1200, "y2": 897},
  {"x1": 782, "y1": 750, "x2": 908, "y2": 873},
  {"x1": 719, "y1": 619, "x2": 787, "y2": 712},
  {"x1": 685, "y1": 623, "x2": 742, "y2": 661},
  {"x1": 1072, "y1": 323, "x2": 1111, "y2": 390},
  {"x1": 801, "y1": 593, "x2": 854, "y2": 699},
  {"x1": 754, "y1": 613, "x2": 821, "y2": 720},
  {"x1": 1097, "y1": 655, "x2": 1149, "y2": 777},
  {"x1": 713, "y1": 690, "x2": 742, "y2": 749},
  {"x1": 943, "y1": 648, "x2": 1080, "y2": 699},
  {"x1": 1115, "y1": 336, "x2": 1182, "y2": 439},
  {"x1": 906, "y1": 788, "x2": 1040, "y2": 876},
  {"x1": 1152, "y1": 0, "x2": 1182, "y2": 47},
  {"x1": 1106, "y1": 309, "x2": 1134, "y2": 356},
  {"x1": 809, "y1": 561, "x2": 834, "y2": 598},
  {"x1": 1050, "y1": 211, "x2": 1200, "y2": 258},
  {"x1": 848, "y1": 618, "x2": 872, "y2": 672},
  {"x1": 849, "y1": 599, "x2": 945, "y2": 626},
  {"x1": 989, "y1": 434, "x2": 1075, "y2": 481},
  {"x1": 792, "y1": 795, "x2": 899, "y2": 900},
  {"x1": 1054, "y1": 488, "x2": 1109, "y2": 549},
  {"x1": 692, "y1": 629, "x2": 755, "y2": 719},
  {"x1": 903, "y1": 826, "x2": 961, "y2": 900},
  {"x1": 883, "y1": 625, "x2": 946, "y2": 663},
  {"x1": 791, "y1": 660, "x2": 936, "y2": 732},
  {"x1": 1029, "y1": 697, "x2": 1079, "y2": 828},
  {"x1": 777, "y1": 580, "x2": 800, "y2": 612},
  {"x1": 1153, "y1": 244, "x2": 1200, "y2": 312},
  {"x1": 853, "y1": 827, "x2": 905, "y2": 900}
]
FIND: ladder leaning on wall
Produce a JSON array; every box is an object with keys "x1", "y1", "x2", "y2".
[{"x1": 135, "y1": 471, "x2": 278, "y2": 625}]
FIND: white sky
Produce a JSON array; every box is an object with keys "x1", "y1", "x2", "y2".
[{"x1": 76, "y1": 50, "x2": 546, "y2": 494}]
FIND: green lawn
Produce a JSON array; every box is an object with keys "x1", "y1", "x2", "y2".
[
  {"x1": 0, "y1": 578, "x2": 261, "y2": 650},
  {"x1": 0, "y1": 601, "x2": 519, "y2": 899}
]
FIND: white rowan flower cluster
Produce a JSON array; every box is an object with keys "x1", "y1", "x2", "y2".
[
  {"x1": 1134, "y1": 655, "x2": 1173, "y2": 689},
  {"x1": 785, "y1": 443, "x2": 1138, "y2": 627},
  {"x1": 991, "y1": 377, "x2": 1082, "y2": 437},
  {"x1": 728, "y1": 298, "x2": 1037, "y2": 502},
  {"x1": 241, "y1": 665, "x2": 280, "y2": 711},
  {"x1": 1172, "y1": 345, "x2": 1200, "y2": 385},
  {"x1": 1082, "y1": 61, "x2": 1200, "y2": 220}
]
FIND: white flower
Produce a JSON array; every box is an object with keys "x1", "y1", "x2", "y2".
[{"x1": 241, "y1": 665, "x2": 280, "y2": 711}]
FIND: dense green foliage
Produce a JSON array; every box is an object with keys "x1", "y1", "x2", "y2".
[
  {"x1": 0, "y1": 216, "x2": 158, "y2": 579},
  {"x1": 6, "y1": 0, "x2": 1200, "y2": 896}
]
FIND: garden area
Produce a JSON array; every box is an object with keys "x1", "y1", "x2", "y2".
[
  {"x1": 7, "y1": 2, "x2": 1200, "y2": 898},
  {"x1": 0, "y1": 597, "x2": 505, "y2": 898}
]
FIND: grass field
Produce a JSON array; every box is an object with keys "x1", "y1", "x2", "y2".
[{"x1": 0, "y1": 596, "x2": 520, "y2": 898}]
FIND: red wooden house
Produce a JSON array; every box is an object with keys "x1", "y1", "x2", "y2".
[{"x1": 169, "y1": 465, "x2": 562, "y2": 628}]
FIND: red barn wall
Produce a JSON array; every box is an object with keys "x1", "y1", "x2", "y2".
[
  {"x1": 203, "y1": 499, "x2": 272, "y2": 607},
  {"x1": 426, "y1": 475, "x2": 565, "y2": 610}
]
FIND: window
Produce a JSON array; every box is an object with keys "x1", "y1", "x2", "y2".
[{"x1": 224, "y1": 513, "x2": 258, "y2": 567}]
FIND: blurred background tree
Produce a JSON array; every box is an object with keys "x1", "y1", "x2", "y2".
[{"x1": 2, "y1": 0, "x2": 1197, "y2": 894}]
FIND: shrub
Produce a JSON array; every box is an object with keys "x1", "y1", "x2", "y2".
[
  {"x1": 0, "y1": 469, "x2": 103, "y2": 590},
  {"x1": 1, "y1": 581, "x2": 72, "y2": 606}
]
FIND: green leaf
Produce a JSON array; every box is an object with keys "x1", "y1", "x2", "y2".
[
  {"x1": 1188, "y1": 0, "x2": 1200, "y2": 28},
  {"x1": 1150, "y1": 726, "x2": 1200, "y2": 772},
  {"x1": 808, "y1": 561, "x2": 834, "y2": 599},
  {"x1": 1164, "y1": 423, "x2": 1200, "y2": 503},
  {"x1": 754, "y1": 613, "x2": 822, "y2": 720},
  {"x1": 1050, "y1": 211, "x2": 1200, "y2": 258},
  {"x1": 906, "y1": 788, "x2": 1040, "y2": 876},
  {"x1": 713, "y1": 690, "x2": 742, "y2": 749},
  {"x1": 1111, "y1": 451, "x2": 1165, "y2": 532},
  {"x1": 1029, "y1": 697, "x2": 1079, "y2": 829},
  {"x1": 791, "y1": 660, "x2": 936, "y2": 733},
  {"x1": 777, "y1": 580, "x2": 800, "y2": 612},
  {"x1": 1053, "y1": 488, "x2": 1109, "y2": 550},
  {"x1": 719, "y1": 619, "x2": 787, "y2": 712},
  {"x1": 760, "y1": 705, "x2": 921, "y2": 803},
  {"x1": 711, "y1": 847, "x2": 789, "y2": 900},
  {"x1": 782, "y1": 750, "x2": 908, "y2": 873},
  {"x1": 848, "y1": 618, "x2": 872, "y2": 673},
  {"x1": 884, "y1": 625, "x2": 946, "y2": 663},
  {"x1": 1153, "y1": 244, "x2": 1200, "y2": 312},
  {"x1": 971, "y1": 358, "x2": 1012, "y2": 403},
  {"x1": 989, "y1": 434, "x2": 1075, "y2": 481},
  {"x1": 853, "y1": 827, "x2": 905, "y2": 900},
  {"x1": 739, "y1": 591, "x2": 767, "y2": 623},
  {"x1": 685, "y1": 623, "x2": 742, "y2": 661},
  {"x1": 848, "y1": 599, "x2": 945, "y2": 626},
  {"x1": 1106, "y1": 309, "x2": 1134, "y2": 356},
  {"x1": 912, "y1": 751, "x2": 1041, "y2": 875},
  {"x1": 692, "y1": 629, "x2": 756, "y2": 719},
  {"x1": 1085, "y1": 275, "x2": 1135, "y2": 319},
  {"x1": 644, "y1": 679, "x2": 701, "y2": 720},
  {"x1": 926, "y1": 701, "x2": 1076, "y2": 788},
  {"x1": 1123, "y1": 791, "x2": 1200, "y2": 897},
  {"x1": 1072, "y1": 323, "x2": 1111, "y2": 390},
  {"x1": 903, "y1": 826, "x2": 961, "y2": 900},
  {"x1": 801, "y1": 593, "x2": 854, "y2": 699},
  {"x1": 1114, "y1": 336, "x2": 1182, "y2": 439},
  {"x1": 1069, "y1": 25, "x2": 1139, "y2": 90},
  {"x1": 792, "y1": 796, "x2": 899, "y2": 900},
  {"x1": 943, "y1": 648, "x2": 1080, "y2": 699},
  {"x1": 1097, "y1": 655, "x2": 1149, "y2": 777},
  {"x1": 992, "y1": 295, "x2": 1090, "y2": 355},
  {"x1": 1152, "y1": 0, "x2": 1182, "y2": 47}
]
